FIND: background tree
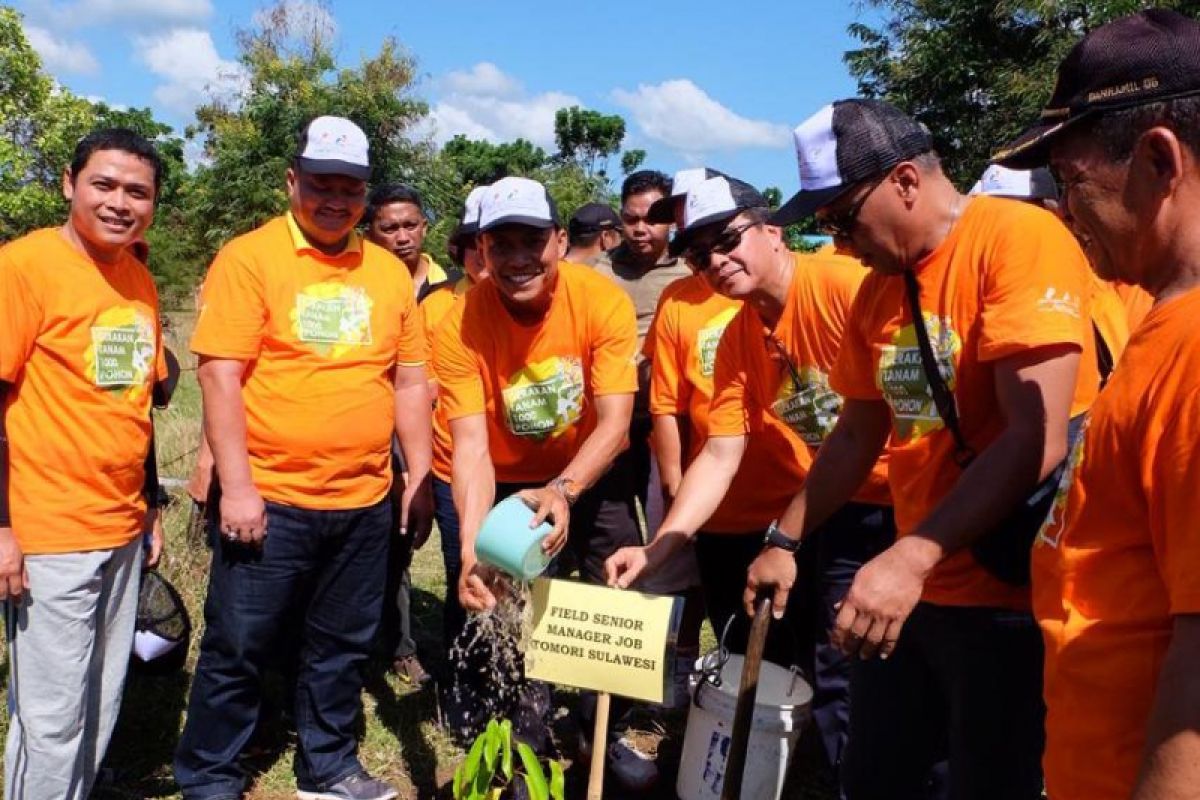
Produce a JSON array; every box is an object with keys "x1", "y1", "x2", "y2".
[
  {"x1": 184, "y1": 0, "x2": 431, "y2": 265},
  {"x1": 553, "y1": 106, "x2": 625, "y2": 180},
  {"x1": 844, "y1": 0, "x2": 1200, "y2": 188},
  {"x1": 620, "y1": 148, "x2": 646, "y2": 176}
]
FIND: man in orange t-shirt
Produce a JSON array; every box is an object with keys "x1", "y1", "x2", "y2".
[
  {"x1": 432, "y1": 176, "x2": 638, "y2": 751},
  {"x1": 175, "y1": 117, "x2": 431, "y2": 800},
  {"x1": 0, "y1": 129, "x2": 168, "y2": 800},
  {"x1": 746, "y1": 99, "x2": 1099, "y2": 797},
  {"x1": 994, "y1": 10, "x2": 1200, "y2": 799},
  {"x1": 607, "y1": 175, "x2": 894, "y2": 778}
]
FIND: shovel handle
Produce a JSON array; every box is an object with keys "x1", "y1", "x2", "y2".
[{"x1": 721, "y1": 594, "x2": 773, "y2": 800}]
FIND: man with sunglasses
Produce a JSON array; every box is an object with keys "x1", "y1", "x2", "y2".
[
  {"x1": 743, "y1": 98, "x2": 1101, "y2": 798},
  {"x1": 606, "y1": 175, "x2": 894, "y2": 781}
]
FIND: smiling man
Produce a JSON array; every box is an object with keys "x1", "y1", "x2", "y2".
[
  {"x1": 174, "y1": 116, "x2": 432, "y2": 800},
  {"x1": 0, "y1": 128, "x2": 168, "y2": 800},
  {"x1": 994, "y1": 10, "x2": 1200, "y2": 800},
  {"x1": 432, "y1": 176, "x2": 638, "y2": 751},
  {"x1": 743, "y1": 99, "x2": 1103, "y2": 798}
]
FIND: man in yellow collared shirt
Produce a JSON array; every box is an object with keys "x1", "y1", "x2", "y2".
[
  {"x1": 366, "y1": 183, "x2": 455, "y2": 300},
  {"x1": 175, "y1": 116, "x2": 432, "y2": 800}
]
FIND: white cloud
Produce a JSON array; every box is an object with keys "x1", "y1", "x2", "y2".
[
  {"x1": 612, "y1": 79, "x2": 790, "y2": 156},
  {"x1": 27, "y1": 0, "x2": 212, "y2": 30},
  {"x1": 421, "y1": 62, "x2": 580, "y2": 150},
  {"x1": 24, "y1": 24, "x2": 99, "y2": 75},
  {"x1": 135, "y1": 27, "x2": 245, "y2": 116},
  {"x1": 437, "y1": 62, "x2": 521, "y2": 98}
]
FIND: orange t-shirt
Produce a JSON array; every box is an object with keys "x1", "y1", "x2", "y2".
[
  {"x1": 649, "y1": 274, "x2": 810, "y2": 532},
  {"x1": 0, "y1": 228, "x2": 166, "y2": 554},
  {"x1": 421, "y1": 276, "x2": 472, "y2": 482},
  {"x1": 191, "y1": 214, "x2": 429, "y2": 510},
  {"x1": 831, "y1": 196, "x2": 1098, "y2": 609},
  {"x1": 1034, "y1": 287, "x2": 1200, "y2": 800},
  {"x1": 433, "y1": 262, "x2": 637, "y2": 484},
  {"x1": 1114, "y1": 280, "x2": 1154, "y2": 332},
  {"x1": 708, "y1": 251, "x2": 892, "y2": 509}
]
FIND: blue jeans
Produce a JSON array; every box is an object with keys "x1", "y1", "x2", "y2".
[{"x1": 174, "y1": 498, "x2": 392, "y2": 799}]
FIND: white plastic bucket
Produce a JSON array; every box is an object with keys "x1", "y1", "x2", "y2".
[{"x1": 676, "y1": 651, "x2": 812, "y2": 800}]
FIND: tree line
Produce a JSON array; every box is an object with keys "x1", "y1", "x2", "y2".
[{"x1": 3, "y1": 0, "x2": 1197, "y2": 307}]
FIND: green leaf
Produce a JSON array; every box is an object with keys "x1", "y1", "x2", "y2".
[
  {"x1": 499, "y1": 719, "x2": 514, "y2": 780},
  {"x1": 549, "y1": 760, "x2": 565, "y2": 800},
  {"x1": 454, "y1": 733, "x2": 487, "y2": 799},
  {"x1": 483, "y1": 720, "x2": 500, "y2": 775},
  {"x1": 516, "y1": 742, "x2": 550, "y2": 800}
]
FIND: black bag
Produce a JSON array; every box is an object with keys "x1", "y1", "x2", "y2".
[{"x1": 901, "y1": 270, "x2": 1085, "y2": 586}]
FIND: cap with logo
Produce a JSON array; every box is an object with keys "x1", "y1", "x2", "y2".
[
  {"x1": 668, "y1": 175, "x2": 768, "y2": 256},
  {"x1": 478, "y1": 176, "x2": 560, "y2": 232},
  {"x1": 968, "y1": 165, "x2": 1059, "y2": 201},
  {"x1": 771, "y1": 99, "x2": 933, "y2": 227},
  {"x1": 647, "y1": 167, "x2": 730, "y2": 224},
  {"x1": 295, "y1": 116, "x2": 371, "y2": 180},
  {"x1": 994, "y1": 9, "x2": 1200, "y2": 169},
  {"x1": 449, "y1": 184, "x2": 490, "y2": 248},
  {"x1": 569, "y1": 202, "x2": 621, "y2": 235}
]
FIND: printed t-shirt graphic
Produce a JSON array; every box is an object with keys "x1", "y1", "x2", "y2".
[
  {"x1": 421, "y1": 276, "x2": 471, "y2": 482},
  {"x1": 191, "y1": 214, "x2": 428, "y2": 510},
  {"x1": 433, "y1": 262, "x2": 637, "y2": 484},
  {"x1": 831, "y1": 196, "x2": 1098, "y2": 610},
  {"x1": 0, "y1": 228, "x2": 166, "y2": 553},
  {"x1": 708, "y1": 250, "x2": 891, "y2": 508},
  {"x1": 1032, "y1": 288, "x2": 1200, "y2": 800},
  {"x1": 648, "y1": 275, "x2": 806, "y2": 533}
]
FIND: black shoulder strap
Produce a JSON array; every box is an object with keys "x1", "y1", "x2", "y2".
[
  {"x1": 901, "y1": 270, "x2": 976, "y2": 467},
  {"x1": 1093, "y1": 321, "x2": 1115, "y2": 388}
]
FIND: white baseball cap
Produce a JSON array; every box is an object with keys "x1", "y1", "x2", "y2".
[
  {"x1": 477, "y1": 177, "x2": 559, "y2": 232},
  {"x1": 296, "y1": 116, "x2": 370, "y2": 180},
  {"x1": 969, "y1": 165, "x2": 1059, "y2": 201},
  {"x1": 647, "y1": 167, "x2": 729, "y2": 224}
]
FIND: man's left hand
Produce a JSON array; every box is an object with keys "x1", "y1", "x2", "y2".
[
  {"x1": 400, "y1": 473, "x2": 434, "y2": 549},
  {"x1": 832, "y1": 538, "x2": 932, "y2": 660},
  {"x1": 144, "y1": 507, "x2": 164, "y2": 569}
]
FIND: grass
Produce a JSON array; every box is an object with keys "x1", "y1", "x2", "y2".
[{"x1": 0, "y1": 312, "x2": 836, "y2": 799}]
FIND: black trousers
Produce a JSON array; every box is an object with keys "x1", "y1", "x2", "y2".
[{"x1": 841, "y1": 601, "x2": 1044, "y2": 800}]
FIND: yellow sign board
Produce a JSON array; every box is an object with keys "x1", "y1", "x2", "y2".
[{"x1": 524, "y1": 578, "x2": 681, "y2": 703}]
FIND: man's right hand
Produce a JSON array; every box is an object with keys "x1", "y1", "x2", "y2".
[
  {"x1": 218, "y1": 485, "x2": 267, "y2": 547},
  {"x1": 458, "y1": 558, "x2": 498, "y2": 612},
  {"x1": 605, "y1": 546, "x2": 649, "y2": 589},
  {"x1": 0, "y1": 527, "x2": 28, "y2": 603},
  {"x1": 744, "y1": 546, "x2": 797, "y2": 620}
]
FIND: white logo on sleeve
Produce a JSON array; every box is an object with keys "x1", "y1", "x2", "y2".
[{"x1": 1037, "y1": 288, "x2": 1081, "y2": 318}]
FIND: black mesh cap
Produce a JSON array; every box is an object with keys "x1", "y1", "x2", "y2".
[
  {"x1": 771, "y1": 99, "x2": 933, "y2": 227},
  {"x1": 994, "y1": 9, "x2": 1200, "y2": 169},
  {"x1": 668, "y1": 176, "x2": 768, "y2": 257},
  {"x1": 646, "y1": 167, "x2": 730, "y2": 224}
]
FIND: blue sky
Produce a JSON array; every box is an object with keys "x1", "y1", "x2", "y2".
[{"x1": 14, "y1": 0, "x2": 883, "y2": 193}]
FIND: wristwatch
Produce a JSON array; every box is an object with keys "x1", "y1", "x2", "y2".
[
  {"x1": 549, "y1": 476, "x2": 580, "y2": 506},
  {"x1": 763, "y1": 520, "x2": 801, "y2": 553}
]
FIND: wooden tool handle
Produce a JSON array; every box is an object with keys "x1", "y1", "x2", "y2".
[
  {"x1": 721, "y1": 595, "x2": 773, "y2": 800},
  {"x1": 586, "y1": 692, "x2": 612, "y2": 800}
]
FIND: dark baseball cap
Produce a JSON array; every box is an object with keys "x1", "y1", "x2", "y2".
[
  {"x1": 646, "y1": 167, "x2": 729, "y2": 224},
  {"x1": 994, "y1": 9, "x2": 1200, "y2": 169},
  {"x1": 569, "y1": 202, "x2": 621, "y2": 235},
  {"x1": 771, "y1": 99, "x2": 933, "y2": 227},
  {"x1": 669, "y1": 176, "x2": 768, "y2": 257}
]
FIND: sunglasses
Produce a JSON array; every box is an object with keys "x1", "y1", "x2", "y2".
[
  {"x1": 817, "y1": 173, "x2": 887, "y2": 239},
  {"x1": 685, "y1": 220, "x2": 760, "y2": 271}
]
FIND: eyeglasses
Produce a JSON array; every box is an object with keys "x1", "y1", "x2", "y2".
[
  {"x1": 685, "y1": 220, "x2": 760, "y2": 271},
  {"x1": 817, "y1": 173, "x2": 887, "y2": 239}
]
